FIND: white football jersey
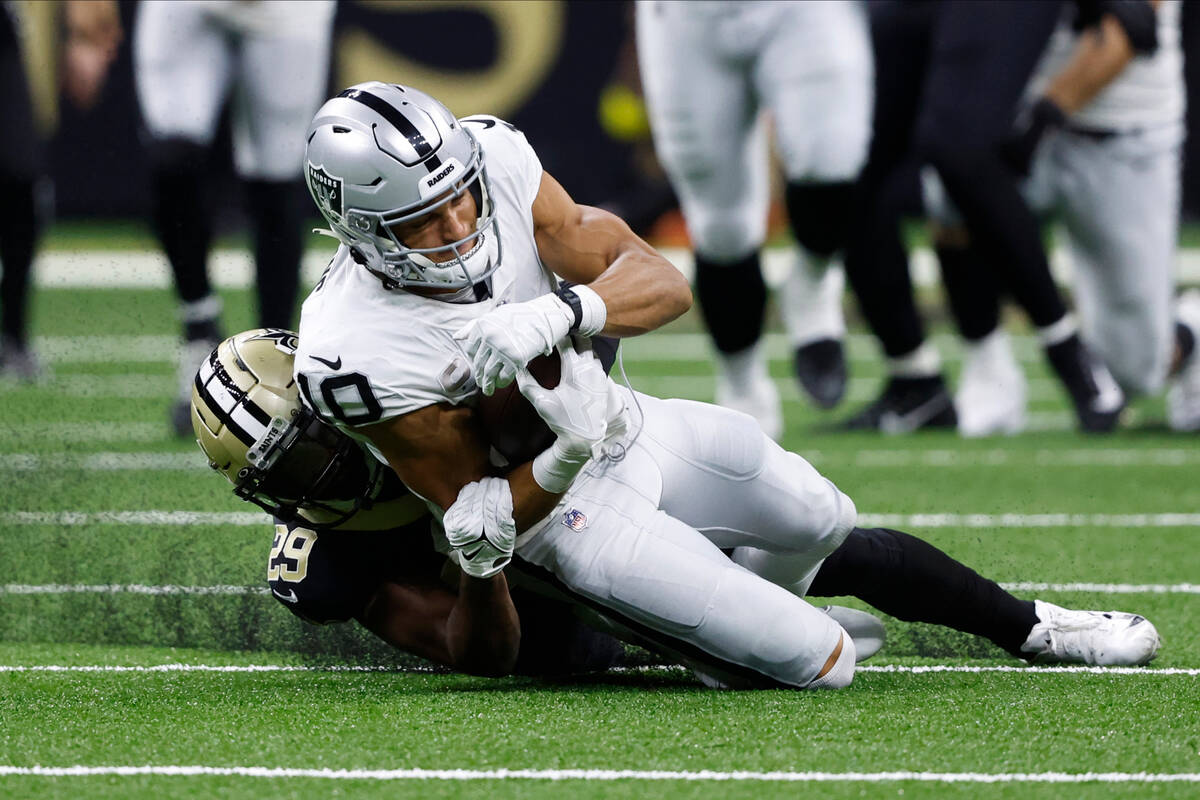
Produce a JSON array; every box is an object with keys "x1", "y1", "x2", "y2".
[
  {"x1": 190, "y1": 0, "x2": 335, "y2": 37},
  {"x1": 1028, "y1": 0, "x2": 1184, "y2": 131},
  {"x1": 295, "y1": 117, "x2": 556, "y2": 464}
]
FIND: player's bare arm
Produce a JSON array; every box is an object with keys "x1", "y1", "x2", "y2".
[
  {"x1": 359, "y1": 403, "x2": 568, "y2": 532},
  {"x1": 531, "y1": 171, "x2": 692, "y2": 337},
  {"x1": 1043, "y1": 1, "x2": 1159, "y2": 114},
  {"x1": 359, "y1": 575, "x2": 520, "y2": 677}
]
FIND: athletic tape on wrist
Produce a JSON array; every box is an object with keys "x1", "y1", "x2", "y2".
[
  {"x1": 532, "y1": 438, "x2": 590, "y2": 494},
  {"x1": 555, "y1": 284, "x2": 607, "y2": 338}
]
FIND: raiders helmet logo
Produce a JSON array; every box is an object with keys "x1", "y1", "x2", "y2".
[{"x1": 307, "y1": 163, "x2": 344, "y2": 220}]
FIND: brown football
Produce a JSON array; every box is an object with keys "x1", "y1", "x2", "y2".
[{"x1": 475, "y1": 350, "x2": 561, "y2": 466}]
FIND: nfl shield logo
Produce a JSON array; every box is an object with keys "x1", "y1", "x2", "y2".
[
  {"x1": 307, "y1": 163, "x2": 344, "y2": 220},
  {"x1": 562, "y1": 509, "x2": 588, "y2": 532}
]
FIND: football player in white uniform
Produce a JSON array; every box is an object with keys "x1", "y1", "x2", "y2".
[
  {"x1": 195, "y1": 328, "x2": 1161, "y2": 682},
  {"x1": 636, "y1": 1, "x2": 875, "y2": 435},
  {"x1": 133, "y1": 0, "x2": 336, "y2": 436},
  {"x1": 293, "y1": 83, "x2": 1160, "y2": 688},
  {"x1": 925, "y1": 0, "x2": 1200, "y2": 434}
]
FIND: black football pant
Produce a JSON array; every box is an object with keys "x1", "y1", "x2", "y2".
[
  {"x1": 843, "y1": 0, "x2": 1067, "y2": 359},
  {"x1": 0, "y1": 8, "x2": 43, "y2": 346}
]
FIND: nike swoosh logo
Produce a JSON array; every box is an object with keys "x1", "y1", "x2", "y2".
[
  {"x1": 272, "y1": 587, "x2": 299, "y2": 604},
  {"x1": 312, "y1": 354, "x2": 342, "y2": 371},
  {"x1": 879, "y1": 394, "x2": 951, "y2": 434},
  {"x1": 461, "y1": 543, "x2": 486, "y2": 561}
]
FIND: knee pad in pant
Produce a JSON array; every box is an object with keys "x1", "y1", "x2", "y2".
[{"x1": 784, "y1": 181, "x2": 856, "y2": 259}]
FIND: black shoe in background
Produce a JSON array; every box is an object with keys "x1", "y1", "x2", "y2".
[
  {"x1": 794, "y1": 338, "x2": 847, "y2": 409},
  {"x1": 1044, "y1": 334, "x2": 1125, "y2": 433},
  {"x1": 839, "y1": 375, "x2": 957, "y2": 433}
]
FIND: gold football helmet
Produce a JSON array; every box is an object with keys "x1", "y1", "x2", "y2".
[{"x1": 190, "y1": 328, "x2": 381, "y2": 527}]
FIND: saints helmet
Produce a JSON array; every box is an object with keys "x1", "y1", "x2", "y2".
[
  {"x1": 304, "y1": 81, "x2": 501, "y2": 291},
  {"x1": 190, "y1": 329, "x2": 382, "y2": 528}
]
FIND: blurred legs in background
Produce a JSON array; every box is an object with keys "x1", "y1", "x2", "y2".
[
  {"x1": 637, "y1": 1, "x2": 872, "y2": 438},
  {"x1": 133, "y1": 0, "x2": 333, "y2": 435},
  {"x1": 0, "y1": 5, "x2": 46, "y2": 382}
]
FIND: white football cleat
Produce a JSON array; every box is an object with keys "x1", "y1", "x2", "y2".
[
  {"x1": 1167, "y1": 290, "x2": 1200, "y2": 432},
  {"x1": 822, "y1": 605, "x2": 886, "y2": 662},
  {"x1": 956, "y1": 329, "x2": 1027, "y2": 437},
  {"x1": 714, "y1": 343, "x2": 783, "y2": 441},
  {"x1": 1020, "y1": 600, "x2": 1161, "y2": 666}
]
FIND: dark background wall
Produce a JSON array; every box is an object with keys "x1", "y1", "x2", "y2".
[{"x1": 43, "y1": 0, "x2": 1200, "y2": 224}]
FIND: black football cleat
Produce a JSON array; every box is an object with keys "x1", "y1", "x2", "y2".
[
  {"x1": 794, "y1": 338, "x2": 847, "y2": 409},
  {"x1": 1044, "y1": 334, "x2": 1125, "y2": 433},
  {"x1": 839, "y1": 375, "x2": 957, "y2": 433}
]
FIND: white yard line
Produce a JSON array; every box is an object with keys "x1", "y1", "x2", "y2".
[
  {"x1": 0, "y1": 422, "x2": 166, "y2": 444},
  {"x1": 0, "y1": 765, "x2": 1198, "y2": 784},
  {"x1": 17, "y1": 446, "x2": 1194, "y2": 473},
  {"x1": 33, "y1": 245, "x2": 1200, "y2": 289},
  {"x1": 4, "y1": 511, "x2": 1198, "y2": 528},
  {"x1": 4, "y1": 582, "x2": 1197, "y2": 597},
  {"x1": 28, "y1": 331, "x2": 1044, "y2": 364},
  {"x1": 0, "y1": 663, "x2": 1195, "y2": 676}
]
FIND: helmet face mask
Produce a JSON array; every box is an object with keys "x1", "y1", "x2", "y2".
[
  {"x1": 191, "y1": 329, "x2": 380, "y2": 530},
  {"x1": 305, "y1": 82, "x2": 503, "y2": 291}
]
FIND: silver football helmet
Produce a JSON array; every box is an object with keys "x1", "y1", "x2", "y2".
[
  {"x1": 191, "y1": 329, "x2": 382, "y2": 528},
  {"x1": 304, "y1": 81, "x2": 501, "y2": 290}
]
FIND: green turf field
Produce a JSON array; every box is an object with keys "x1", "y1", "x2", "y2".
[{"x1": 2, "y1": 281, "x2": 1198, "y2": 798}]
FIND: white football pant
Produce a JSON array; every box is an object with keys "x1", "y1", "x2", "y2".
[{"x1": 515, "y1": 390, "x2": 858, "y2": 688}]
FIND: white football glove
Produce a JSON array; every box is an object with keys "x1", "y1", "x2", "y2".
[
  {"x1": 453, "y1": 294, "x2": 574, "y2": 396},
  {"x1": 517, "y1": 343, "x2": 611, "y2": 493},
  {"x1": 442, "y1": 478, "x2": 516, "y2": 580}
]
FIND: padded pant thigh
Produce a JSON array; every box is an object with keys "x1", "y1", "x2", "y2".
[
  {"x1": 516, "y1": 484, "x2": 844, "y2": 688},
  {"x1": 134, "y1": 1, "x2": 232, "y2": 144},
  {"x1": 635, "y1": 2, "x2": 768, "y2": 260},
  {"x1": 644, "y1": 396, "x2": 857, "y2": 557},
  {"x1": 232, "y1": 32, "x2": 332, "y2": 180}
]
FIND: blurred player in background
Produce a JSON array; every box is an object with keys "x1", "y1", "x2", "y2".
[
  {"x1": 0, "y1": 0, "x2": 120, "y2": 380},
  {"x1": 841, "y1": 0, "x2": 1125, "y2": 434},
  {"x1": 132, "y1": 0, "x2": 335, "y2": 435},
  {"x1": 927, "y1": 1, "x2": 1199, "y2": 434},
  {"x1": 636, "y1": 0, "x2": 874, "y2": 439}
]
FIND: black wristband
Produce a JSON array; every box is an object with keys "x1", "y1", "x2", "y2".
[{"x1": 555, "y1": 285, "x2": 584, "y2": 331}]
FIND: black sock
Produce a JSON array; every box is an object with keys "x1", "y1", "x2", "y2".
[
  {"x1": 0, "y1": 176, "x2": 37, "y2": 345},
  {"x1": 937, "y1": 242, "x2": 1002, "y2": 342},
  {"x1": 694, "y1": 250, "x2": 766, "y2": 354},
  {"x1": 808, "y1": 527, "x2": 1038, "y2": 658},
  {"x1": 150, "y1": 164, "x2": 213, "y2": 305},
  {"x1": 1176, "y1": 320, "x2": 1196, "y2": 367},
  {"x1": 842, "y1": 177, "x2": 927, "y2": 358},
  {"x1": 244, "y1": 180, "x2": 305, "y2": 330}
]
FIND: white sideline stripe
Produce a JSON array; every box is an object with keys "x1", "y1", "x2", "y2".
[
  {"x1": 11, "y1": 447, "x2": 1198, "y2": 472},
  {"x1": 4, "y1": 582, "x2": 1197, "y2": 597},
  {"x1": 804, "y1": 449, "x2": 1200, "y2": 468},
  {"x1": 0, "y1": 422, "x2": 166, "y2": 444},
  {"x1": 33, "y1": 332, "x2": 1038, "y2": 365},
  {"x1": 32, "y1": 245, "x2": 1200, "y2": 288},
  {"x1": 0, "y1": 765, "x2": 1198, "y2": 784},
  {"x1": 4, "y1": 511, "x2": 1199, "y2": 528},
  {"x1": 0, "y1": 663, "x2": 1195, "y2": 677},
  {"x1": 0, "y1": 584, "x2": 269, "y2": 596},
  {"x1": 1, "y1": 453, "x2": 203, "y2": 471}
]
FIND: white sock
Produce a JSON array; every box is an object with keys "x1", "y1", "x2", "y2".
[{"x1": 887, "y1": 341, "x2": 941, "y2": 378}]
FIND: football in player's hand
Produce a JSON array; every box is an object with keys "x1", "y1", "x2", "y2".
[{"x1": 476, "y1": 350, "x2": 560, "y2": 465}]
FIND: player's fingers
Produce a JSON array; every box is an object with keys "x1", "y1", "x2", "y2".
[
  {"x1": 494, "y1": 362, "x2": 517, "y2": 390},
  {"x1": 478, "y1": 349, "x2": 509, "y2": 394}
]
